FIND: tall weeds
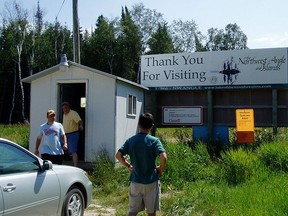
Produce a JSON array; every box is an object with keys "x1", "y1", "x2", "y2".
[
  {"x1": 0, "y1": 124, "x2": 29, "y2": 148},
  {"x1": 257, "y1": 141, "x2": 288, "y2": 172},
  {"x1": 4, "y1": 125, "x2": 288, "y2": 215},
  {"x1": 219, "y1": 147, "x2": 259, "y2": 185}
]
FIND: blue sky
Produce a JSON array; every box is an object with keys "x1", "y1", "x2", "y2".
[{"x1": 1, "y1": 0, "x2": 288, "y2": 49}]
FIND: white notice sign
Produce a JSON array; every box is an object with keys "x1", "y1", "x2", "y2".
[{"x1": 162, "y1": 106, "x2": 202, "y2": 125}]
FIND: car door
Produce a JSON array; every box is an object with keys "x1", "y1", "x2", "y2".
[
  {"x1": 0, "y1": 142, "x2": 61, "y2": 216},
  {"x1": 0, "y1": 187, "x2": 3, "y2": 216}
]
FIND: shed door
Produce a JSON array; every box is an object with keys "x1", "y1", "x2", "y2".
[{"x1": 59, "y1": 83, "x2": 86, "y2": 161}]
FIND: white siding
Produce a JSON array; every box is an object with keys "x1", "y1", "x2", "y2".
[
  {"x1": 85, "y1": 70, "x2": 116, "y2": 161},
  {"x1": 29, "y1": 75, "x2": 58, "y2": 153},
  {"x1": 115, "y1": 81, "x2": 145, "y2": 155},
  {"x1": 27, "y1": 64, "x2": 145, "y2": 162}
]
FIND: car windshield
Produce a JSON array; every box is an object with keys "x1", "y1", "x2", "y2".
[{"x1": 0, "y1": 142, "x2": 40, "y2": 175}]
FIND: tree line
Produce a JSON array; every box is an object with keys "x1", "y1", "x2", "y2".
[{"x1": 0, "y1": 1, "x2": 248, "y2": 124}]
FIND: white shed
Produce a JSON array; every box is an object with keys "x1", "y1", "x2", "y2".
[{"x1": 22, "y1": 60, "x2": 148, "y2": 163}]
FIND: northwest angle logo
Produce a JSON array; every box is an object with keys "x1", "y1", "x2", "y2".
[{"x1": 219, "y1": 57, "x2": 240, "y2": 85}]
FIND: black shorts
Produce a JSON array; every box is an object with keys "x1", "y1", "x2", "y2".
[{"x1": 41, "y1": 154, "x2": 64, "y2": 165}]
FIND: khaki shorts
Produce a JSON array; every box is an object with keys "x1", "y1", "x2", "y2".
[{"x1": 129, "y1": 181, "x2": 160, "y2": 214}]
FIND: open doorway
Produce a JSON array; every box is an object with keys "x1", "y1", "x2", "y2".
[{"x1": 58, "y1": 83, "x2": 86, "y2": 161}]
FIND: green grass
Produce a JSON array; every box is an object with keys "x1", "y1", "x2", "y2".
[
  {"x1": 0, "y1": 124, "x2": 29, "y2": 149},
  {"x1": 90, "y1": 127, "x2": 288, "y2": 215},
  {"x1": 3, "y1": 125, "x2": 288, "y2": 215},
  {"x1": 90, "y1": 139, "x2": 288, "y2": 216}
]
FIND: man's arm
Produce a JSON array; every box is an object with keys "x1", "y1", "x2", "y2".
[
  {"x1": 156, "y1": 152, "x2": 167, "y2": 176},
  {"x1": 35, "y1": 136, "x2": 42, "y2": 156},
  {"x1": 78, "y1": 120, "x2": 84, "y2": 131},
  {"x1": 62, "y1": 134, "x2": 68, "y2": 150},
  {"x1": 116, "y1": 151, "x2": 132, "y2": 172}
]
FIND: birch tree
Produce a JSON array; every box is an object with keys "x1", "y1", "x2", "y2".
[
  {"x1": 205, "y1": 23, "x2": 247, "y2": 51},
  {"x1": 3, "y1": 1, "x2": 28, "y2": 123},
  {"x1": 130, "y1": 3, "x2": 165, "y2": 53},
  {"x1": 169, "y1": 19, "x2": 201, "y2": 53}
]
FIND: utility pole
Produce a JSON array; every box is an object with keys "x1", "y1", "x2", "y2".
[{"x1": 73, "y1": 0, "x2": 80, "y2": 63}]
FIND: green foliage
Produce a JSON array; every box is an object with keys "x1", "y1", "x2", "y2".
[
  {"x1": 162, "y1": 190, "x2": 196, "y2": 215},
  {"x1": 114, "y1": 6, "x2": 142, "y2": 81},
  {"x1": 0, "y1": 124, "x2": 29, "y2": 149},
  {"x1": 147, "y1": 23, "x2": 175, "y2": 54},
  {"x1": 229, "y1": 127, "x2": 276, "y2": 151},
  {"x1": 169, "y1": 19, "x2": 200, "y2": 53},
  {"x1": 161, "y1": 141, "x2": 215, "y2": 190},
  {"x1": 173, "y1": 128, "x2": 192, "y2": 144},
  {"x1": 35, "y1": 21, "x2": 73, "y2": 70},
  {"x1": 161, "y1": 142, "x2": 195, "y2": 188},
  {"x1": 257, "y1": 141, "x2": 288, "y2": 172},
  {"x1": 81, "y1": 15, "x2": 116, "y2": 73},
  {"x1": 206, "y1": 23, "x2": 247, "y2": 51},
  {"x1": 156, "y1": 127, "x2": 192, "y2": 145},
  {"x1": 0, "y1": 2, "x2": 250, "y2": 124},
  {"x1": 4, "y1": 124, "x2": 288, "y2": 215},
  {"x1": 219, "y1": 147, "x2": 259, "y2": 185},
  {"x1": 91, "y1": 150, "x2": 129, "y2": 187},
  {"x1": 89, "y1": 150, "x2": 131, "y2": 213},
  {"x1": 130, "y1": 3, "x2": 166, "y2": 52},
  {"x1": 254, "y1": 128, "x2": 274, "y2": 145}
]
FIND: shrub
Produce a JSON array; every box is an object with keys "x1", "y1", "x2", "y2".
[
  {"x1": 161, "y1": 141, "x2": 215, "y2": 190},
  {"x1": 257, "y1": 141, "x2": 288, "y2": 172},
  {"x1": 219, "y1": 147, "x2": 259, "y2": 185},
  {"x1": 229, "y1": 127, "x2": 275, "y2": 151},
  {"x1": 0, "y1": 124, "x2": 29, "y2": 149},
  {"x1": 173, "y1": 128, "x2": 192, "y2": 145},
  {"x1": 157, "y1": 127, "x2": 192, "y2": 145},
  {"x1": 91, "y1": 150, "x2": 129, "y2": 187}
]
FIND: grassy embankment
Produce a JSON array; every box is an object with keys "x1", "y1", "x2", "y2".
[
  {"x1": 0, "y1": 124, "x2": 29, "y2": 148},
  {"x1": 1, "y1": 125, "x2": 288, "y2": 215}
]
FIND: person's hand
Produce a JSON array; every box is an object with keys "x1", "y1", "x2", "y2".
[
  {"x1": 79, "y1": 125, "x2": 84, "y2": 131},
  {"x1": 127, "y1": 164, "x2": 133, "y2": 173},
  {"x1": 35, "y1": 149, "x2": 39, "y2": 156},
  {"x1": 62, "y1": 143, "x2": 68, "y2": 150},
  {"x1": 156, "y1": 166, "x2": 164, "y2": 176}
]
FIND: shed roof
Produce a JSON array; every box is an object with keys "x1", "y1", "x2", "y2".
[{"x1": 22, "y1": 61, "x2": 148, "y2": 90}]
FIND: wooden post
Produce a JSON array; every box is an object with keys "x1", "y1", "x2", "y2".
[
  {"x1": 73, "y1": 0, "x2": 80, "y2": 63},
  {"x1": 207, "y1": 90, "x2": 213, "y2": 140},
  {"x1": 272, "y1": 89, "x2": 278, "y2": 135}
]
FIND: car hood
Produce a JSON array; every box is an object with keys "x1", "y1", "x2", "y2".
[{"x1": 51, "y1": 164, "x2": 90, "y2": 180}]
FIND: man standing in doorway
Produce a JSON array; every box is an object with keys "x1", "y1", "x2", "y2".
[{"x1": 62, "y1": 102, "x2": 84, "y2": 166}]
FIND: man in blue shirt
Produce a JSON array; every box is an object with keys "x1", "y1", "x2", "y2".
[{"x1": 116, "y1": 112, "x2": 167, "y2": 216}]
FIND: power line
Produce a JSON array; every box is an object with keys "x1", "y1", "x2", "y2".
[{"x1": 55, "y1": 0, "x2": 66, "y2": 20}]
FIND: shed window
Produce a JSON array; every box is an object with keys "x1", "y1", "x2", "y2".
[{"x1": 128, "y1": 94, "x2": 137, "y2": 116}]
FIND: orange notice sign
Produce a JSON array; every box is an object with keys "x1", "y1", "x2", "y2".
[
  {"x1": 236, "y1": 109, "x2": 254, "y2": 132},
  {"x1": 237, "y1": 131, "x2": 255, "y2": 144},
  {"x1": 236, "y1": 109, "x2": 254, "y2": 144}
]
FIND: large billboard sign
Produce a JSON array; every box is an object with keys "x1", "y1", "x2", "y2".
[{"x1": 140, "y1": 48, "x2": 288, "y2": 90}]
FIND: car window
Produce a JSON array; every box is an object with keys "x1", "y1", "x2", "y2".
[{"x1": 0, "y1": 142, "x2": 40, "y2": 175}]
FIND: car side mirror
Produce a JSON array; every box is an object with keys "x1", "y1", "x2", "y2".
[{"x1": 42, "y1": 160, "x2": 53, "y2": 170}]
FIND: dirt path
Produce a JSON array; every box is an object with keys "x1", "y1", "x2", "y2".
[{"x1": 84, "y1": 201, "x2": 116, "y2": 216}]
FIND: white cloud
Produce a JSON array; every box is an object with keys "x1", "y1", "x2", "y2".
[{"x1": 248, "y1": 32, "x2": 288, "y2": 49}]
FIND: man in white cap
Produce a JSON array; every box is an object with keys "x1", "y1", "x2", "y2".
[{"x1": 35, "y1": 109, "x2": 68, "y2": 165}]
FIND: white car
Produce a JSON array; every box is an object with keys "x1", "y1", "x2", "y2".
[{"x1": 0, "y1": 138, "x2": 93, "y2": 216}]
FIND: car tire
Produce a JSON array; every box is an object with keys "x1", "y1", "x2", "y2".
[{"x1": 62, "y1": 187, "x2": 85, "y2": 216}]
